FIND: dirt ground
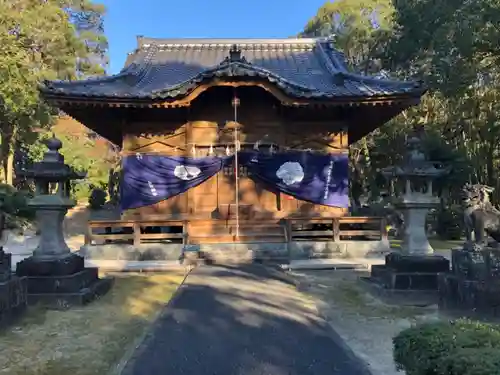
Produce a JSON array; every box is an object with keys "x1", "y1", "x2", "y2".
[{"x1": 292, "y1": 269, "x2": 445, "y2": 375}]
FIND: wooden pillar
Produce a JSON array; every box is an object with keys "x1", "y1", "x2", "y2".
[
  {"x1": 133, "y1": 222, "x2": 141, "y2": 247},
  {"x1": 333, "y1": 218, "x2": 340, "y2": 242},
  {"x1": 380, "y1": 217, "x2": 388, "y2": 241}
]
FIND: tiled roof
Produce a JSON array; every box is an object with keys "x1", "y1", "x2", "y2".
[{"x1": 41, "y1": 37, "x2": 425, "y2": 101}]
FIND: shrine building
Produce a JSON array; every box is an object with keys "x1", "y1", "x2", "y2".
[{"x1": 40, "y1": 37, "x2": 425, "y2": 258}]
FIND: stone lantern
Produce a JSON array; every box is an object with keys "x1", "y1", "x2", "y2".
[
  {"x1": 15, "y1": 136, "x2": 112, "y2": 307},
  {"x1": 363, "y1": 128, "x2": 451, "y2": 302},
  {"x1": 381, "y1": 129, "x2": 450, "y2": 254}
]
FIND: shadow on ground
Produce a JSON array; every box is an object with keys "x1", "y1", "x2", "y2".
[{"x1": 121, "y1": 264, "x2": 370, "y2": 375}]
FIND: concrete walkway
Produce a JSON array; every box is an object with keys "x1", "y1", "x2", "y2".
[{"x1": 121, "y1": 265, "x2": 371, "y2": 375}]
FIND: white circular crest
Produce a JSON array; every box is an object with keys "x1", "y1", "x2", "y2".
[
  {"x1": 174, "y1": 165, "x2": 201, "y2": 181},
  {"x1": 276, "y1": 162, "x2": 304, "y2": 186}
]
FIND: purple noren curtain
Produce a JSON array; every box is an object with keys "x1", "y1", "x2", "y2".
[
  {"x1": 120, "y1": 154, "x2": 232, "y2": 210},
  {"x1": 120, "y1": 152, "x2": 348, "y2": 210},
  {"x1": 239, "y1": 151, "x2": 349, "y2": 208}
]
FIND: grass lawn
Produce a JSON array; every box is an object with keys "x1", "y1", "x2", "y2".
[
  {"x1": 0, "y1": 271, "x2": 186, "y2": 375},
  {"x1": 326, "y1": 277, "x2": 435, "y2": 320}
]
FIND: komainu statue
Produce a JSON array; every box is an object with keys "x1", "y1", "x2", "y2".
[{"x1": 462, "y1": 184, "x2": 500, "y2": 248}]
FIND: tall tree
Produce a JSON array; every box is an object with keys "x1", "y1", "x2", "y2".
[
  {"x1": 300, "y1": 0, "x2": 394, "y2": 74},
  {"x1": 0, "y1": 0, "x2": 108, "y2": 184},
  {"x1": 300, "y1": 0, "x2": 397, "y2": 206},
  {"x1": 384, "y1": 0, "x2": 500, "y2": 196},
  {"x1": 66, "y1": 0, "x2": 108, "y2": 76},
  {"x1": 301, "y1": 0, "x2": 500, "y2": 207}
]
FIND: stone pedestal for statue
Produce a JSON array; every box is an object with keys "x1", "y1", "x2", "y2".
[
  {"x1": 362, "y1": 128, "x2": 451, "y2": 303},
  {"x1": 439, "y1": 247, "x2": 500, "y2": 317},
  {"x1": 15, "y1": 136, "x2": 112, "y2": 308},
  {"x1": 0, "y1": 246, "x2": 27, "y2": 327},
  {"x1": 364, "y1": 252, "x2": 449, "y2": 304}
]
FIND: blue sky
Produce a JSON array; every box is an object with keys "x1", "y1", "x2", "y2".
[{"x1": 101, "y1": 0, "x2": 328, "y2": 73}]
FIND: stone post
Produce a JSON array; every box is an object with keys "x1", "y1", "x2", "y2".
[{"x1": 0, "y1": 206, "x2": 27, "y2": 327}]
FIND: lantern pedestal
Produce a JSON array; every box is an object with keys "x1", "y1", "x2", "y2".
[
  {"x1": 16, "y1": 252, "x2": 112, "y2": 308},
  {"x1": 0, "y1": 247, "x2": 27, "y2": 328}
]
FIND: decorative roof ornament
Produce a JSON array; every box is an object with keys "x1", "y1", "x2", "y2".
[
  {"x1": 229, "y1": 44, "x2": 241, "y2": 61},
  {"x1": 221, "y1": 44, "x2": 249, "y2": 64}
]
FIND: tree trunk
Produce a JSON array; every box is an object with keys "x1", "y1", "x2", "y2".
[
  {"x1": 5, "y1": 152, "x2": 14, "y2": 186},
  {"x1": 1, "y1": 125, "x2": 17, "y2": 186}
]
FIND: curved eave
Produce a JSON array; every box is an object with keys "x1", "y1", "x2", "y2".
[
  {"x1": 41, "y1": 90, "x2": 426, "y2": 110},
  {"x1": 40, "y1": 60, "x2": 426, "y2": 107}
]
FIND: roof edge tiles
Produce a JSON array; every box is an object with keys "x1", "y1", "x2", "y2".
[{"x1": 40, "y1": 36, "x2": 426, "y2": 101}]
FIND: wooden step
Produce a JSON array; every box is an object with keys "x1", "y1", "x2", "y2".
[
  {"x1": 188, "y1": 233, "x2": 286, "y2": 244},
  {"x1": 188, "y1": 224, "x2": 284, "y2": 233},
  {"x1": 190, "y1": 227, "x2": 283, "y2": 234},
  {"x1": 188, "y1": 223, "x2": 283, "y2": 230},
  {"x1": 228, "y1": 228, "x2": 283, "y2": 235}
]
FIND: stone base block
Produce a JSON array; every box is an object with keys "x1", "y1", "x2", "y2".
[
  {"x1": 289, "y1": 240, "x2": 390, "y2": 260},
  {"x1": 198, "y1": 243, "x2": 289, "y2": 264},
  {"x1": 16, "y1": 253, "x2": 84, "y2": 277},
  {"x1": 15, "y1": 253, "x2": 113, "y2": 308},
  {"x1": 0, "y1": 276, "x2": 28, "y2": 328},
  {"x1": 371, "y1": 264, "x2": 442, "y2": 290},
  {"x1": 84, "y1": 260, "x2": 187, "y2": 272},
  {"x1": 81, "y1": 241, "x2": 391, "y2": 266},
  {"x1": 451, "y1": 248, "x2": 500, "y2": 281},
  {"x1": 80, "y1": 244, "x2": 184, "y2": 261},
  {"x1": 360, "y1": 277, "x2": 437, "y2": 306},
  {"x1": 28, "y1": 276, "x2": 114, "y2": 309},
  {"x1": 385, "y1": 252, "x2": 450, "y2": 273},
  {"x1": 25, "y1": 268, "x2": 99, "y2": 294},
  {"x1": 438, "y1": 273, "x2": 500, "y2": 316},
  {"x1": 0, "y1": 250, "x2": 12, "y2": 282}
]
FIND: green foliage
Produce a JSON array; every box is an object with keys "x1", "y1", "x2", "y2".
[
  {"x1": 435, "y1": 205, "x2": 463, "y2": 240},
  {"x1": 26, "y1": 130, "x2": 114, "y2": 200},
  {"x1": 0, "y1": 0, "x2": 108, "y2": 184},
  {"x1": 0, "y1": 183, "x2": 35, "y2": 225},
  {"x1": 88, "y1": 188, "x2": 107, "y2": 210},
  {"x1": 300, "y1": 0, "x2": 394, "y2": 74},
  {"x1": 72, "y1": 182, "x2": 92, "y2": 202},
  {"x1": 436, "y1": 348, "x2": 500, "y2": 375},
  {"x1": 302, "y1": 0, "x2": 500, "y2": 207},
  {"x1": 393, "y1": 320, "x2": 500, "y2": 375}
]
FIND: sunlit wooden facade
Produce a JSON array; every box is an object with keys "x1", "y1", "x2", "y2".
[{"x1": 42, "y1": 37, "x2": 424, "y2": 244}]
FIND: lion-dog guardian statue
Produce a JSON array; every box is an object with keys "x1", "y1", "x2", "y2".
[{"x1": 462, "y1": 184, "x2": 500, "y2": 249}]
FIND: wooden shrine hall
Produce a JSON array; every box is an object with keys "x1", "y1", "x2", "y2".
[{"x1": 41, "y1": 37, "x2": 425, "y2": 256}]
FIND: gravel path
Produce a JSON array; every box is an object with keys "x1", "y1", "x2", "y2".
[
  {"x1": 293, "y1": 270, "x2": 442, "y2": 375},
  {"x1": 121, "y1": 265, "x2": 371, "y2": 375}
]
